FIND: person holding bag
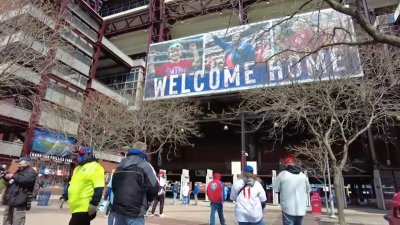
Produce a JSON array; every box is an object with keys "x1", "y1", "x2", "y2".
[
  {"x1": 3, "y1": 157, "x2": 37, "y2": 225},
  {"x1": 230, "y1": 165, "x2": 267, "y2": 225}
]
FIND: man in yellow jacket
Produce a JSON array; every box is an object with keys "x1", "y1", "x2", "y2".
[{"x1": 65, "y1": 147, "x2": 104, "y2": 225}]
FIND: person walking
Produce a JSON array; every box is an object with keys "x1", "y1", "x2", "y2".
[
  {"x1": 206, "y1": 173, "x2": 225, "y2": 225},
  {"x1": 66, "y1": 147, "x2": 105, "y2": 225},
  {"x1": 59, "y1": 178, "x2": 69, "y2": 209},
  {"x1": 2, "y1": 156, "x2": 37, "y2": 225},
  {"x1": 104, "y1": 170, "x2": 115, "y2": 225},
  {"x1": 150, "y1": 173, "x2": 166, "y2": 217},
  {"x1": 0, "y1": 164, "x2": 8, "y2": 204},
  {"x1": 230, "y1": 165, "x2": 267, "y2": 225},
  {"x1": 182, "y1": 183, "x2": 190, "y2": 206},
  {"x1": 171, "y1": 181, "x2": 179, "y2": 205},
  {"x1": 193, "y1": 183, "x2": 199, "y2": 205},
  {"x1": 3, "y1": 156, "x2": 37, "y2": 225},
  {"x1": 223, "y1": 185, "x2": 229, "y2": 202},
  {"x1": 274, "y1": 156, "x2": 311, "y2": 225},
  {"x1": 112, "y1": 146, "x2": 159, "y2": 225}
]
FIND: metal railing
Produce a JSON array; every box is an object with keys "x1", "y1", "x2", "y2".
[
  {"x1": 91, "y1": 80, "x2": 131, "y2": 105},
  {"x1": 101, "y1": 0, "x2": 149, "y2": 17}
]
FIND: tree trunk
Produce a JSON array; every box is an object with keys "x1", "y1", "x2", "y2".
[{"x1": 333, "y1": 166, "x2": 346, "y2": 225}]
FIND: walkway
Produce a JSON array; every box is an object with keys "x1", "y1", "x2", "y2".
[{"x1": 0, "y1": 198, "x2": 388, "y2": 225}]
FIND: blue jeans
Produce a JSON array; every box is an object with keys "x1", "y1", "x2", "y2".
[
  {"x1": 173, "y1": 192, "x2": 178, "y2": 204},
  {"x1": 108, "y1": 211, "x2": 115, "y2": 225},
  {"x1": 183, "y1": 196, "x2": 189, "y2": 205},
  {"x1": 210, "y1": 203, "x2": 225, "y2": 225},
  {"x1": 113, "y1": 214, "x2": 144, "y2": 225},
  {"x1": 238, "y1": 219, "x2": 265, "y2": 225},
  {"x1": 282, "y1": 212, "x2": 303, "y2": 225}
]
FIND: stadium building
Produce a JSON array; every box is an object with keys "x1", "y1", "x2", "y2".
[{"x1": 1, "y1": 0, "x2": 400, "y2": 207}]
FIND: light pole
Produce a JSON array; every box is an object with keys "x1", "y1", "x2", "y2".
[{"x1": 241, "y1": 112, "x2": 247, "y2": 172}]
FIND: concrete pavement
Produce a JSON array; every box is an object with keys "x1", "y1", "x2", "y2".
[{"x1": 0, "y1": 198, "x2": 388, "y2": 225}]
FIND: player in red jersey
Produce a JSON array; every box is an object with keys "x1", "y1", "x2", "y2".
[{"x1": 148, "y1": 42, "x2": 200, "y2": 77}]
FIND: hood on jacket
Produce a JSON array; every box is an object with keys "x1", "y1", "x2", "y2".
[
  {"x1": 78, "y1": 157, "x2": 97, "y2": 166},
  {"x1": 286, "y1": 165, "x2": 301, "y2": 175},
  {"x1": 243, "y1": 177, "x2": 256, "y2": 187},
  {"x1": 119, "y1": 155, "x2": 146, "y2": 169},
  {"x1": 213, "y1": 173, "x2": 221, "y2": 180}
]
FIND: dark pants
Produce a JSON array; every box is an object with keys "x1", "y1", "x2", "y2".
[
  {"x1": 3, "y1": 206, "x2": 26, "y2": 225},
  {"x1": 106, "y1": 204, "x2": 112, "y2": 216},
  {"x1": 69, "y1": 212, "x2": 96, "y2": 225},
  {"x1": 210, "y1": 203, "x2": 225, "y2": 225},
  {"x1": 282, "y1": 212, "x2": 303, "y2": 225},
  {"x1": 151, "y1": 194, "x2": 165, "y2": 215}
]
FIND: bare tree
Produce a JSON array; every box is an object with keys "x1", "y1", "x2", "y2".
[
  {"x1": 0, "y1": 0, "x2": 65, "y2": 100},
  {"x1": 44, "y1": 91, "x2": 201, "y2": 164},
  {"x1": 124, "y1": 99, "x2": 201, "y2": 165},
  {"x1": 75, "y1": 92, "x2": 131, "y2": 152},
  {"x1": 241, "y1": 43, "x2": 400, "y2": 224}
]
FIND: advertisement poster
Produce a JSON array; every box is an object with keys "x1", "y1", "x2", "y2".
[
  {"x1": 144, "y1": 8, "x2": 363, "y2": 100},
  {"x1": 32, "y1": 128, "x2": 77, "y2": 157}
]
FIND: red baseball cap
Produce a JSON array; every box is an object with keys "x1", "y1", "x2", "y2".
[{"x1": 283, "y1": 155, "x2": 296, "y2": 165}]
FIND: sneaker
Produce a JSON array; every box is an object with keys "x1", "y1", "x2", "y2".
[
  {"x1": 149, "y1": 214, "x2": 155, "y2": 217},
  {"x1": 159, "y1": 214, "x2": 165, "y2": 218}
]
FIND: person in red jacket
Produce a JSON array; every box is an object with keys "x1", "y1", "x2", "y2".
[{"x1": 206, "y1": 173, "x2": 226, "y2": 225}]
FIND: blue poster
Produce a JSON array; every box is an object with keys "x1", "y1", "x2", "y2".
[
  {"x1": 32, "y1": 128, "x2": 77, "y2": 157},
  {"x1": 144, "y1": 8, "x2": 363, "y2": 100}
]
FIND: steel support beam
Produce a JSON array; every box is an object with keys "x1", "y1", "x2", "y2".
[
  {"x1": 21, "y1": 0, "x2": 69, "y2": 156},
  {"x1": 104, "y1": 0, "x2": 258, "y2": 37},
  {"x1": 75, "y1": 0, "x2": 103, "y2": 23},
  {"x1": 238, "y1": 0, "x2": 248, "y2": 25},
  {"x1": 105, "y1": 12, "x2": 151, "y2": 37},
  {"x1": 0, "y1": 115, "x2": 29, "y2": 128},
  {"x1": 88, "y1": 20, "x2": 107, "y2": 83}
]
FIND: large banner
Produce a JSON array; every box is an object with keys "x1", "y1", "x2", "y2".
[
  {"x1": 32, "y1": 128, "x2": 77, "y2": 157},
  {"x1": 144, "y1": 8, "x2": 363, "y2": 100}
]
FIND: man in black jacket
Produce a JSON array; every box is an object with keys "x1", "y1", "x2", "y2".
[
  {"x1": 3, "y1": 156, "x2": 37, "y2": 225},
  {"x1": 112, "y1": 145, "x2": 159, "y2": 225}
]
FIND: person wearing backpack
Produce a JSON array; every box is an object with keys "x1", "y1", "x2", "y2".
[
  {"x1": 206, "y1": 173, "x2": 225, "y2": 225},
  {"x1": 230, "y1": 165, "x2": 267, "y2": 225}
]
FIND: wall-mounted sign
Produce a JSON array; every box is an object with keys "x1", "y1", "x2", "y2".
[
  {"x1": 32, "y1": 128, "x2": 76, "y2": 157},
  {"x1": 144, "y1": 8, "x2": 363, "y2": 100}
]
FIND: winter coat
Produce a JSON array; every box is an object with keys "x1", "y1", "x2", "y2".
[
  {"x1": 172, "y1": 184, "x2": 179, "y2": 194},
  {"x1": 230, "y1": 175, "x2": 267, "y2": 223},
  {"x1": 3, "y1": 166, "x2": 37, "y2": 207},
  {"x1": 273, "y1": 165, "x2": 311, "y2": 216},
  {"x1": 206, "y1": 173, "x2": 225, "y2": 203},
  {"x1": 112, "y1": 155, "x2": 159, "y2": 218},
  {"x1": 212, "y1": 35, "x2": 256, "y2": 68}
]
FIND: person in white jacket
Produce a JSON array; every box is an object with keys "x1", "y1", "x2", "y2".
[
  {"x1": 274, "y1": 156, "x2": 311, "y2": 225},
  {"x1": 182, "y1": 183, "x2": 190, "y2": 206},
  {"x1": 230, "y1": 165, "x2": 267, "y2": 225}
]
